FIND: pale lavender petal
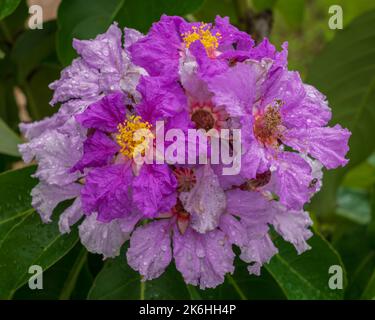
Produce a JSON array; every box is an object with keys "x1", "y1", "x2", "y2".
[
  {"x1": 273, "y1": 152, "x2": 312, "y2": 210},
  {"x1": 179, "y1": 165, "x2": 226, "y2": 234},
  {"x1": 31, "y1": 182, "x2": 81, "y2": 223},
  {"x1": 58, "y1": 197, "x2": 84, "y2": 234},
  {"x1": 173, "y1": 227, "x2": 235, "y2": 289},
  {"x1": 127, "y1": 220, "x2": 172, "y2": 280},
  {"x1": 79, "y1": 212, "x2": 129, "y2": 259},
  {"x1": 271, "y1": 204, "x2": 313, "y2": 254},
  {"x1": 49, "y1": 59, "x2": 100, "y2": 105}
]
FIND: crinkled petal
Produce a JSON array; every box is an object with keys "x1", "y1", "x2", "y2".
[
  {"x1": 127, "y1": 220, "x2": 172, "y2": 280},
  {"x1": 282, "y1": 84, "x2": 332, "y2": 128},
  {"x1": 76, "y1": 91, "x2": 126, "y2": 132},
  {"x1": 129, "y1": 15, "x2": 184, "y2": 77},
  {"x1": 207, "y1": 62, "x2": 258, "y2": 117},
  {"x1": 19, "y1": 120, "x2": 84, "y2": 185},
  {"x1": 136, "y1": 75, "x2": 187, "y2": 124},
  {"x1": 133, "y1": 164, "x2": 177, "y2": 218},
  {"x1": 72, "y1": 130, "x2": 119, "y2": 173},
  {"x1": 173, "y1": 227, "x2": 235, "y2": 289},
  {"x1": 79, "y1": 212, "x2": 129, "y2": 259},
  {"x1": 31, "y1": 182, "x2": 81, "y2": 223},
  {"x1": 240, "y1": 229, "x2": 278, "y2": 275},
  {"x1": 58, "y1": 197, "x2": 84, "y2": 234},
  {"x1": 81, "y1": 164, "x2": 133, "y2": 222},
  {"x1": 73, "y1": 23, "x2": 124, "y2": 74},
  {"x1": 49, "y1": 59, "x2": 100, "y2": 105},
  {"x1": 219, "y1": 214, "x2": 247, "y2": 246},
  {"x1": 271, "y1": 204, "x2": 313, "y2": 254},
  {"x1": 273, "y1": 152, "x2": 312, "y2": 210},
  {"x1": 179, "y1": 165, "x2": 226, "y2": 234},
  {"x1": 283, "y1": 125, "x2": 351, "y2": 169}
]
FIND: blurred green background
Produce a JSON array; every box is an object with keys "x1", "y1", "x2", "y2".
[{"x1": 0, "y1": 0, "x2": 374, "y2": 300}]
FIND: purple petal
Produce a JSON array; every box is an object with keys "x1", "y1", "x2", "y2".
[
  {"x1": 179, "y1": 165, "x2": 226, "y2": 234},
  {"x1": 49, "y1": 59, "x2": 100, "y2": 105},
  {"x1": 271, "y1": 204, "x2": 313, "y2": 254},
  {"x1": 173, "y1": 227, "x2": 235, "y2": 289},
  {"x1": 127, "y1": 220, "x2": 172, "y2": 280},
  {"x1": 31, "y1": 182, "x2": 81, "y2": 223},
  {"x1": 129, "y1": 15, "x2": 184, "y2": 77},
  {"x1": 76, "y1": 91, "x2": 126, "y2": 132},
  {"x1": 133, "y1": 164, "x2": 177, "y2": 218},
  {"x1": 81, "y1": 164, "x2": 133, "y2": 222},
  {"x1": 79, "y1": 212, "x2": 130, "y2": 259},
  {"x1": 273, "y1": 152, "x2": 312, "y2": 210},
  {"x1": 72, "y1": 130, "x2": 119, "y2": 173},
  {"x1": 58, "y1": 197, "x2": 84, "y2": 234},
  {"x1": 283, "y1": 125, "x2": 351, "y2": 169}
]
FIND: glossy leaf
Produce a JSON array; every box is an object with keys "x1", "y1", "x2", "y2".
[
  {"x1": 308, "y1": 10, "x2": 375, "y2": 216},
  {"x1": 115, "y1": 0, "x2": 204, "y2": 33},
  {"x1": 0, "y1": 117, "x2": 21, "y2": 157},
  {"x1": 265, "y1": 233, "x2": 346, "y2": 300},
  {"x1": 0, "y1": 167, "x2": 78, "y2": 299},
  {"x1": 0, "y1": 0, "x2": 21, "y2": 21},
  {"x1": 88, "y1": 252, "x2": 190, "y2": 300}
]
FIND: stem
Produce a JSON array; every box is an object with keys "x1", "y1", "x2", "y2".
[{"x1": 22, "y1": 82, "x2": 40, "y2": 120}]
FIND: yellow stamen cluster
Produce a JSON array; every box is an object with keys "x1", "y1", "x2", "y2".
[
  {"x1": 116, "y1": 115, "x2": 153, "y2": 159},
  {"x1": 182, "y1": 24, "x2": 221, "y2": 57}
]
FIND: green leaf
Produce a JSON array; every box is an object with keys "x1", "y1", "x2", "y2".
[
  {"x1": 265, "y1": 233, "x2": 346, "y2": 299},
  {"x1": 336, "y1": 187, "x2": 371, "y2": 225},
  {"x1": 0, "y1": 0, "x2": 21, "y2": 21},
  {"x1": 275, "y1": 0, "x2": 305, "y2": 29},
  {"x1": 88, "y1": 253, "x2": 190, "y2": 300},
  {"x1": 361, "y1": 268, "x2": 375, "y2": 299},
  {"x1": 198, "y1": 260, "x2": 286, "y2": 300},
  {"x1": 56, "y1": 0, "x2": 125, "y2": 66},
  {"x1": 0, "y1": 167, "x2": 79, "y2": 299},
  {"x1": 14, "y1": 243, "x2": 93, "y2": 300},
  {"x1": 23, "y1": 65, "x2": 61, "y2": 120},
  {"x1": 11, "y1": 21, "x2": 58, "y2": 83},
  {"x1": 0, "y1": 166, "x2": 36, "y2": 243},
  {"x1": 194, "y1": 0, "x2": 238, "y2": 25},
  {"x1": 0, "y1": 212, "x2": 79, "y2": 299},
  {"x1": 115, "y1": 0, "x2": 204, "y2": 33},
  {"x1": 0, "y1": 117, "x2": 21, "y2": 157},
  {"x1": 307, "y1": 10, "x2": 375, "y2": 216}
]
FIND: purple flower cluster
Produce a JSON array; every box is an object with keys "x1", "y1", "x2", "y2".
[{"x1": 19, "y1": 16, "x2": 351, "y2": 289}]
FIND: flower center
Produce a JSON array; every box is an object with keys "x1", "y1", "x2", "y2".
[
  {"x1": 182, "y1": 24, "x2": 221, "y2": 58},
  {"x1": 253, "y1": 100, "x2": 283, "y2": 146},
  {"x1": 174, "y1": 167, "x2": 197, "y2": 192},
  {"x1": 190, "y1": 102, "x2": 227, "y2": 131},
  {"x1": 116, "y1": 115, "x2": 153, "y2": 159}
]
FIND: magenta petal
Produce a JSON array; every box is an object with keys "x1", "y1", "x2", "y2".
[
  {"x1": 72, "y1": 130, "x2": 119, "y2": 173},
  {"x1": 283, "y1": 125, "x2": 351, "y2": 169},
  {"x1": 133, "y1": 164, "x2": 177, "y2": 218},
  {"x1": 81, "y1": 164, "x2": 133, "y2": 222},
  {"x1": 76, "y1": 92, "x2": 126, "y2": 132},
  {"x1": 127, "y1": 220, "x2": 172, "y2": 280}
]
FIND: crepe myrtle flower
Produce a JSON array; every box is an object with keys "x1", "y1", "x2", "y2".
[
  {"x1": 18, "y1": 24, "x2": 149, "y2": 258},
  {"x1": 18, "y1": 16, "x2": 351, "y2": 289},
  {"x1": 206, "y1": 40, "x2": 351, "y2": 210}
]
